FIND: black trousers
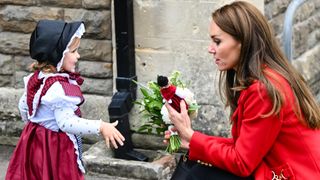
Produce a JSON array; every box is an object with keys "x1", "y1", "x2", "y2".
[{"x1": 185, "y1": 164, "x2": 253, "y2": 180}]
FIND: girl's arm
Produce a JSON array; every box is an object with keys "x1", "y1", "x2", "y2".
[{"x1": 54, "y1": 107, "x2": 125, "y2": 148}]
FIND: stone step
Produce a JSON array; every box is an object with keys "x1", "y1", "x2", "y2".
[
  {"x1": 82, "y1": 141, "x2": 177, "y2": 180},
  {"x1": 85, "y1": 172, "x2": 140, "y2": 180}
]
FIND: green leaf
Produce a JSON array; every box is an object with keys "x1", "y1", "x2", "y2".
[
  {"x1": 188, "y1": 104, "x2": 201, "y2": 111},
  {"x1": 138, "y1": 124, "x2": 152, "y2": 133},
  {"x1": 140, "y1": 88, "x2": 151, "y2": 98}
]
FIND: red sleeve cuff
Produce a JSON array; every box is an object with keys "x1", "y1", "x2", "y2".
[
  {"x1": 188, "y1": 131, "x2": 210, "y2": 161},
  {"x1": 188, "y1": 131, "x2": 234, "y2": 162}
]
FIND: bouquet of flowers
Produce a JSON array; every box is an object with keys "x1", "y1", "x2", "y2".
[{"x1": 134, "y1": 71, "x2": 200, "y2": 154}]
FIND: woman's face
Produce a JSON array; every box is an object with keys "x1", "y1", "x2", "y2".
[
  {"x1": 62, "y1": 39, "x2": 80, "y2": 73},
  {"x1": 208, "y1": 20, "x2": 241, "y2": 71}
]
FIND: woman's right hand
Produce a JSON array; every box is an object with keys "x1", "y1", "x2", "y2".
[
  {"x1": 100, "y1": 120, "x2": 125, "y2": 149},
  {"x1": 163, "y1": 128, "x2": 190, "y2": 149},
  {"x1": 163, "y1": 101, "x2": 194, "y2": 149}
]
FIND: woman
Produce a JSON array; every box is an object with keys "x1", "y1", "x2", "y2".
[{"x1": 165, "y1": 1, "x2": 320, "y2": 179}]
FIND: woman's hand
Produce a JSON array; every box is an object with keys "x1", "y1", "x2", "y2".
[
  {"x1": 163, "y1": 127, "x2": 190, "y2": 149},
  {"x1": 100, "y1": 120, "x2": 125, "y2": 149},
  {"x1": 164, "y1": 101, "x2": 194, "y2": 148}
]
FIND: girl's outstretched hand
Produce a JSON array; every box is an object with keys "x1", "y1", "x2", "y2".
[{"x1": 100, "y1": 120, "x2": 125, "y2": 149}]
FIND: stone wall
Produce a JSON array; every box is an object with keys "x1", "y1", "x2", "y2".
[
  {"x1": 0, "y1": 0, "x2": 319, "y2": 150},
  {"x1": 0, "y1": 0, "x2": 113, "y2": 95},
  {"x1": 265, "y1": 0, "x2": 320, "y2": 96}
]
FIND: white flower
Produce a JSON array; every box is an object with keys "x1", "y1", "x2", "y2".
[
  {"x1": 176, "y1": 87, "x2": 197, "y2": 104},
  {"x1": 161, "y1": 105, "x2": 172, "y2": 125},
  {"x1": 183, "y1": 88, "x2": 197, "y2": 105}
]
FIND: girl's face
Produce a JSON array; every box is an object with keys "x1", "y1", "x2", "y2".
[
  {"x1": 208, "y1": 20, "x2": 241, "y2": 71},
  {"x1": 62, "y1": 38, "x2": 80, "y2": 73}
]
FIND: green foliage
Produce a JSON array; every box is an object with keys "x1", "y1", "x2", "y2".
[
  {"x1": 133, "y1": 80, "x2": 165, "y2": 135},
  {"x1": 133, "y1": 71, "x2": 187, "y2": 135},
  {"x1": 166, "y1": 134, "x2": 181, "y2": 154},
  {"x1": 133, "y1": 71, "x2": 200, "y2": 154}
]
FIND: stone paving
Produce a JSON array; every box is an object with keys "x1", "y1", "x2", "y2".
[
  {"x1": 0, "y1": 145, "x2": 138, "y2": 180},
  {"x1": 0, "y1": 144, "x2": 174, "y2": 180},
  {"x1": 0, "y1": 145, "x2": 14, "y2": 180}
]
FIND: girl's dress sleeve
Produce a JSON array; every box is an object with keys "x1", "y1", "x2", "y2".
[
  {"x1": 19, "y1": 74, "x2": 32, "y2": 123},
  {"x1": 18, "y1": 92, "x2": 29, "y2": 123},
  {"x1": 42, "y1": 82, "x2": 101, "y2": 135},
  {"x1": 188, "y1": 83, "x2": 283, "y2": 177}
]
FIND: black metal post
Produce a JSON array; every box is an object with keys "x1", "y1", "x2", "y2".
[{"x1": 108, "y1": 0, "x2": 148, "y2": 161}]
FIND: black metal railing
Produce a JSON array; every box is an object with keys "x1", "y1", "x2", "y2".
[{"x1": 108, "y1": 0, "x2": 148, "y2": 161}]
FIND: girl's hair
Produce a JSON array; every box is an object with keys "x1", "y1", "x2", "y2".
[
  {"x1": 213, "y1": 1, "x2": 320, "y2": 128},
  {"x1": 30, "y1": 62, "x2": 57, "y2": 73},
  {"x1": 30, "y1": 37, "x2": 80, "y2": 73}
]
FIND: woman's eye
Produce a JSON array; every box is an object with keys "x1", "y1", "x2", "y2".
[
  {"x1": 214, "y1": 39, "x2": 221, "y2": 45},
  {"x1": 71, "y1": 48, "x2": 78, "y2": 53}
]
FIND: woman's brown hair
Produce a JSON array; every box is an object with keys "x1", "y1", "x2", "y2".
[{"x1": 213, "y1": 1, "x2": 320, "y2": 128}]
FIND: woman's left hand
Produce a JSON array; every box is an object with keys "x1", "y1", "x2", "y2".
[{"x1": 165, "y1": 101, "x2": 194, "y2": 146}]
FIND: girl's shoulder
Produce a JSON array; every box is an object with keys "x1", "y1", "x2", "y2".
[
  {"x1": 36, "y1": 72, "x2": 81, "y2": 107},
  {"x1": 41, "y1": 81, "x2": 82, "y2": 108}
]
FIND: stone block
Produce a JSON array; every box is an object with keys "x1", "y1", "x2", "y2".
[
  {"x1": 269, "y1": 13, "x2": 284, "y2": 36},
  {"x1": 82, "y1": 94, "x2": 111, "y2": 121},
  {"x1": 307, "y1": 29, "x2": 320, "y2": 49},
  {"x1": 14, "y1": 71, "x2": 30, "y2": 89},
  {"x1": 134, "y1": 1, "x2": 218, "y2": 40},
  {"x1": 0, "y1": 118, "x2": 24, "y2": 137},
  {"x1": 293, "y1": 44, "x2": 320, "y2": 83},
  {"x1": 38, "y1": 0, "x2": 81, "y2": 8},
  {"x1": 0, "y1": 54, "x2": 13, "y2": 75},
  {"x1": 0, "y1": 0, "x2": 34, "y2": 6},
  {"x1": 82, "y1": 0, "x2": 111, "y2": 9},
  {"x1": 264, "y1": 0, "x2": 290, "y2": 20},
  {"x1": 135, "y1": 38, "x2": 219, "y2": 104},
  {"x1": 193, "y1": 104, "x2": 230, "y2": 137},
  {"x1": 0, "y1": 75, "x2": 13, "y2": 87},
  {"x1": 78, "y1": 61, "x2": 113, "y2": 78},
  {"x1": 0, "y1": 88, "x2": 23, "y2": 115},
  {"x1": 131, "y1": 133, "x2": 166, "y2": 150},
  {"x1": 14, "y1": 56, "x2": 35, "y2": 72},
  {"x1": 82, "y1": 141, "x2": 176, "y2": 180},
  {"x1": 295, "y1": 1, "x2": 316, "y2": 23},
  {"x1": 0, "y1": 32, "x2": 30, "y2": 56},
  {"x1": 291, "y1": 11, "x2": 320, "y2": 59},
  {"x1": 292, "y1": 16, "x2": 319, "y2": 58},
  {"x1": 0, "y1": 136, "x2": 20, "y2": 146},
  {"x1": 0, "y1": 5, "x2": 63, "y2": 33},
  {"x1": 64, "y1": 9, "x2": 111, "y2": 40},
  {"x1": 80, "y1": 39, "x2": 112, "y2": 62},
  {"x1": 81, "y1": 77, "x2": 113, "y2": 95}
]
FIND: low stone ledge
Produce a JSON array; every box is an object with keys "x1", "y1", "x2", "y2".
[
  {"x1": 83, "y1": 141, "x2": 176, "y2": 180},
  {"x1": 0, "y1": 136, "x2": 19, "y2": 146}
]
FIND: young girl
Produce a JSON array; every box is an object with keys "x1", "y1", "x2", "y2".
[{"x1": 6, "y1": 20, "x2": 125, "y2": 179}]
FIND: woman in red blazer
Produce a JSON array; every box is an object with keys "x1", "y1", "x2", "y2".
[{"x1": 165, "y1": 1, "x2": 320, "y2": 179}]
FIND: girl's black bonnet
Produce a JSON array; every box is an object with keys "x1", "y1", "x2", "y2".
[{"x1": 29, "y1": 20, "x2": 83, "y2": 67}]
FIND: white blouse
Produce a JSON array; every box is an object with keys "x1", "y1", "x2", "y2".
[{"x1": 18, "y1": 72, "x2": 101, "y2": 136}]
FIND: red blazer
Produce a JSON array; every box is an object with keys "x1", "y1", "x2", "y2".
[{"x1": 188, "y1": 69, "x2": 320, "y2": 179}]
